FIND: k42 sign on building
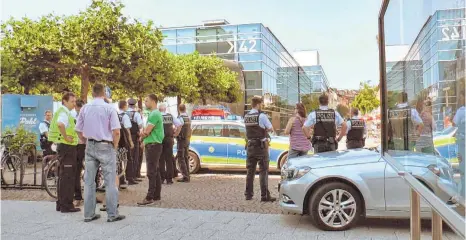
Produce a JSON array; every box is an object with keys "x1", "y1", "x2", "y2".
[{"x1": 1, "y1": 94, "x2": 53, "y2": 144}]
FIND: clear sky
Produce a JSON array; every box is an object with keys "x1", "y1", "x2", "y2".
[{"x1": 2, "y1": 0, "x2": 383, "y2": 90}]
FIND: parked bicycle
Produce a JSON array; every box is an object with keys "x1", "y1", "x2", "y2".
[
  {"x1": 42, "y1": 144, "x2": 127, "y2": 199},
  {"x1": 1, "y1": 134, "x2": 22, "y2": 186}
]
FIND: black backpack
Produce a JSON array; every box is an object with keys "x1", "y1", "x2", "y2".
[
  {"x1": 118, "y1": 113, "x2": 131, "y2": 148},
  {"x1": 127, "y1": 111, "x2": 140, "y2": 135}
]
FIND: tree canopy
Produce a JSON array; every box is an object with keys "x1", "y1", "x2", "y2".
[
  {"x1": 1, "y1": 0, "x2": 241, "y2": 105},
  {"x1": 301, "y1": 93, "x2": 321, "y2": 113},
  {"x1": 351, "y1": 82, "x2": 380, "y2": 114}
]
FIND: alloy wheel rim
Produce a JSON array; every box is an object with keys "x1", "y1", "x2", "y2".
[
  {"x1": 188, "y1": 155, "x2": 195, "y2": 171},
  {"x1": 318, "y1": 189, "x2": 356, "y2": 228}
]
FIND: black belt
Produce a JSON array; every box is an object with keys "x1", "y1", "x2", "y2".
[{"x1": 88, "y1": 139, "x2": 113, "y2": 144}]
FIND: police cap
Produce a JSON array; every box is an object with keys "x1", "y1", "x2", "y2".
[{"x1": 128, "y1": 98, "x2": 137, "y2": 105}]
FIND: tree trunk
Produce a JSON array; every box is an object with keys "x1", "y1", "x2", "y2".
[
  {"x1": 202, "y1": 98, "x2": 207, "y2": 105},
  {"x1": 138, "y1": 97, "x2": 143, "y2": 110},
  {"x1": 177, "y1": 95, "x2": 181, "y2": 115},
  {"x1": 80, "y1": 64, "x2": 90, "y2": 103},
  {"x1": 24, "y1": 86, "x2": 30, "y2": 95}
]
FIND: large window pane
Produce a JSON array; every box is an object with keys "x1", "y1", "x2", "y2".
[
  {"x1": 244, "y1": 71, "x2": 262, "y2": 89},
  {"x1": 383, "y1": 0, "x2": 465, "y2": 225},
  {"x1": 177, "y1": 44, "x2": 195, "y2": 54}
]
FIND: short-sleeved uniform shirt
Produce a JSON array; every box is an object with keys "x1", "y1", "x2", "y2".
[
  {"x1": 395, "y1": 103, "x2": 423, "y2": 125},
  {"x1": 39, "y1": 120, "x2": 50, "y2": 135},
  {"x1": 118, "y1": 110, "x2": 132, "y2": 129},
  {"x1": 127, "y1": 107, "x2": 143, "y2": 128},
  {"x1": 248, "y1": 109, "x2": 273, "y2": 130},
  {"x1": 57, "y1": 107, "x2": 71, "y2": 128},
  {"x1": 303, "y1": 105, "x2": 344, "y2": 127},
  {"x1": 144, "y1": 109, "x2": 164, "y2": 144}
]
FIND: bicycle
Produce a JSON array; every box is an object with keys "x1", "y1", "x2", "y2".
[
  {"x1": 1, "y1": 134, "x2": 22, "y2": 186},
  {"x1": 43, "y1": 145, "x2": 127, "y2": 199}
]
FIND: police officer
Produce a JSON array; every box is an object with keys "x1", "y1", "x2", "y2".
[
  {"x1": 176, "y1": 104, "x2": 192, "y2": 183},
  {"x1": 126, "y1": 98, "x2": 143, "y2": 180},
  {"x1": 244, "y1": 96, "x2": 275, "y2": 202},
  {"x1": 49, "y1": 92, "x2": 80, "y2": 213},
  {"x1": 387, "y1": 92, "x2": 423, "y2": 151},
  {"x1": 118, "y1": 100, "x2": 135, "y2": 187},
  {"x1": 303, "y1": 94, "x2": 346, "y2": 153},
  {"x1": 74, "y1": 100, "x2": 86, "y2": 206},
  {"x1": 159, "y1": 103, "x2": 182, "y2": 184},
  {"x1": 39, "y1": 110, "x2": 53, "y2": 157},
  {"x1": 453, "y1": 90, "x2": 465, "y2": 200},
  {"x1": 346, "y1": 108, "x2": 367, "y2": 149}
]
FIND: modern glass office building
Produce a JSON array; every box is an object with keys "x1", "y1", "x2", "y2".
[
  {"x1": 386, "y1": 8, "x2": 465, "y2": 130},
  {"x1": 160, "y1": 20, "x2": 314, "y2": 130}
]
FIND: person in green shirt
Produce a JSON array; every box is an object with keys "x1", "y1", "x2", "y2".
[{"x1": 137, "y1": 94, "x2": 164, "y2": 206}]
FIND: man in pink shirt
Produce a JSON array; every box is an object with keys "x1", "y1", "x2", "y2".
[{"x1": 75, "y1": 84, "x2": 125, "y2": 223}]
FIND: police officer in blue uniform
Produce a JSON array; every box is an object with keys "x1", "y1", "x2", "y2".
[
  {"x1": 159, "y1": 103, "x2": 182, "y2": 184},
  {"x1": 244, "y1": 96, "x2": 275, "y2": 202},
  {"x1": 346, "y1": 108, "x2": 367, "y2": 149},
  {"x1": 176, "y1": 104, "x2": 192, "y2": 183},
  {"x1": 387, "y1": 92, "x2": 423, "y2": 151},
  {"x1": 126, "y1": 98, "x2": 144, "y2": 180},
  {"x1": 303, "y1": 94, "x2": 346, "y2": 153}
]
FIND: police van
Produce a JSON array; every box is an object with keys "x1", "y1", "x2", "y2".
[{"x1": 173, "y1": 119, "x2": 290, "y2": 173}]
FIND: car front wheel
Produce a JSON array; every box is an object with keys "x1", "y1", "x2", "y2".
[{"x1": 308, "y1": 182, "x2": 363, "y2": 231}]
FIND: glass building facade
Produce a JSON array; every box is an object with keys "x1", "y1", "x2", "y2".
[
  {"x1": 386, "y1": 8, "x2": 465, "y2": 130},
  {"x1": 160, "y1": 22, "x2": 314, "y2": 131}
]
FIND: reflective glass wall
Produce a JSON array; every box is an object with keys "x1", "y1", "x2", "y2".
[
  {"x1": 161, "y1": 23, "x2": 312, "y2": 132},
  {"x1": 382, "y1": 0, "x2": 465, "y2": 233}
]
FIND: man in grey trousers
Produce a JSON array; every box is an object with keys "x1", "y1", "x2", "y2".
[{"x1": 75, "y1": 83, "x2": 125, "y2": 223}]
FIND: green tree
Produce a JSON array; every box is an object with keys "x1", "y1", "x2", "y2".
[
  {"x1": 301, "y1": 93, "x2": 320, "y2": 113},
  {"x1": 351, "y1": 82, "x2": 380, "y2": 114},
  {"x1": 1, "y1": 0, "x2": 168, "y2": 101},
  {"x1": 190, "y1": 53, "x2": 240, "y2": 105},
  {"x1": 336, "y1": 104, "x2": 350, "y2": 119}
]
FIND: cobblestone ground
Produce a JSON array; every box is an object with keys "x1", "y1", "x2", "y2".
[{"x1": 1, "y1": 172, "x2": 283, "y2": 214}]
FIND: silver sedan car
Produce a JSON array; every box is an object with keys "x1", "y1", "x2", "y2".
[{"x1": 279, "y1": 147, "x2": 457, "y2": 231}]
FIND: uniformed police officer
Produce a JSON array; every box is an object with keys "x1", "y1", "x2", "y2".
[
  {"x1": 126, "y1": 99, "x2": 144, "y2": 180},
  {"x1": 159, "y1": 103, "x2": 182, "y2": 184},
  {"x1": 346, "y1": 108, "x2": 367, "y2": 149},
  {"x1": 176, "y1": 104, "x2": 192, "y2": 183},
  {"x1": 244, "y1": 96, "x2": 275, "y2": 202},
  {"x1": 387, "y1": 92, "x2": 423, "y2": 151},
  {"x1": 39, "y1": 110, "x2": 53, "y2": 157},
  {"x1": 303, "y1": 94, "x2": 346, "y2": 153},
  {"x1": 49, "y1": 92, "x2": 80, "y2": 213}
]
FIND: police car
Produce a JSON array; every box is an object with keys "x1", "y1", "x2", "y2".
[
  {"x1": 434, "y1": 126, "x2": 459, "y2": 168},
  {"x1": 174, "y1": 120, "x2": 290, "y2": 173}
]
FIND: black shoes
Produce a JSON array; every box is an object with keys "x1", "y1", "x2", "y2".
[
  {"x1": 84, "y1": 214, "x2": 101, "y2": 222},
  {"x1": 245, "y1": 196, "x2": 253, "y2": 201},
  {"x1": 107, "y1": 215, "x2": 126, "y2": 222},
  {"x1": 177, "y1": 178, "x2": 190, "y2": 183},
  {"x1": 260, "y1": 197, "x2": 277, "y2": 202},
  {"x1": 61, "y1": 207, "x2": 81, "y2": 213},
  {"x1": 166, "y1": 180, "x2": 174, "y2": 185}
]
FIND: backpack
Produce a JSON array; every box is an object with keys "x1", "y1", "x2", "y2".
[
  {"x1": 127, "y1": 111, "x2": 140, "y2": 135},
  {"x1": 118, "y1": 113, "x2": 131, "y2": 149}
]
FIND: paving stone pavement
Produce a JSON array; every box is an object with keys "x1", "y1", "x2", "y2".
[
  {"x1": 2, "y1": 173, "x2": 284, "y2": 214},
  {"x1": 1, "y1": 200, "x2": 463, "y2": 240}
]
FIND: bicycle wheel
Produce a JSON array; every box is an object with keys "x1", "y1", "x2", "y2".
[
  {"x1": 44, "y1": 158, "x2": 59, "y2": 199},
  {"x1": 1, "y1": 154, "x2": 21, "y2": 186},
  {"x1": 117, "y1": 151, "x2": 127, "y2": 178}
]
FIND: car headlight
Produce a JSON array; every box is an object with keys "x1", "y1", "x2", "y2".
[{"x1": 282, "y1": 166, "x2": 311, "y2": 180}]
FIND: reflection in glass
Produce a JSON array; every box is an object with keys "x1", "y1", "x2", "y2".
[{"x1": 383, "y1": 0, "x2": 465, "y2": 223}]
